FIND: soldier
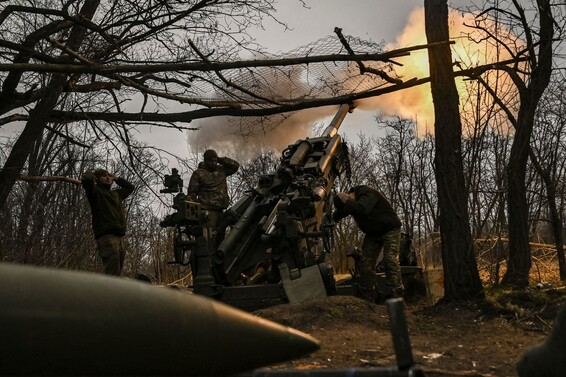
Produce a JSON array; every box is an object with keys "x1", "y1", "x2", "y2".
[
  {"x1": 82, "y1": 169, "x2": 135, "y2": 276},
  {"x1": 333, "y1": 185, "x2": 403, "y2": 302},
  {"x1": 187, "y1": 149, "x2": 240, "y2": 247}
]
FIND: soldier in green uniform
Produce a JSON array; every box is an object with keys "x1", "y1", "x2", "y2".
[
  {"x1": 82, "y1": 169, "x2": 135, "y2": 276},
  {"x1": 187, "y1": 149, "x2": 240, "y2": 247},
  {"x1": 333, "y1": 185, "x2": 403, "y2": 302}
]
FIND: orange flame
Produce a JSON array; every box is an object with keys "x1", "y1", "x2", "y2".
[{"x1": 357, "y1": 7, "x2": 520, "y2": 136}]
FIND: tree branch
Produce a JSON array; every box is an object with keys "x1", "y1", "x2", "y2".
[
  {"x1": 17, "y1": 175, "x2": 81, "y2": 185},
  {"x1": 48, "y1": 77, "x2": 425, "y2": 123},
  {"x1": 42, "y1": 55, "x2": 530, "y2": 125},
  {"x1": 0, "y1": 41, "x2": 453, "y2": 74},
  {"x1": 334, "y1": 27, "x2": 403, "y2": 84}
]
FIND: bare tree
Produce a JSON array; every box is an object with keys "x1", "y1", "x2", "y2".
[
  {"x1": 528, "y1": 74, "x2": 566, "y2": 280},
  {"x1": 0, "y1": 0, "x2": 281, "y2": 208},
  {"x1": 460, "y1": 0, "x2": 561, "y2": 287},
  {"x1": 372, "y1": 117, "x2": 437, "y2": 236},
  {"x1": 0, "y1": 0, "x2": 102, "y2": 210},
  {"x1": 461, "y1": 115, "x2": 511, "y2": 285},
  {"x1": 425, "y1": 0, "x2": 484, "y2": 300},
  {"x1": 502, "y1": 0, "x2": 557, "y2": 287}
]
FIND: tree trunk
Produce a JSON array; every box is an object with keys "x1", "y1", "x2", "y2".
[
  {"x1": 424, "y1": 0, "x2": 484, "y2": 300},
  {"x1": 502, "y1": 0, "x2": 554, "y2": 287},
  {"x1": 547, "y1": 191, "x2": 566, "y2": 281},
  {"x1": 0, "y1": 81, "x2": 65, "y2": 209},
  {"x1": 528, "y1": 150, "x2": 566, "y2": 281}
]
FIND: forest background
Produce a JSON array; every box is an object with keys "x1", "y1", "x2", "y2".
[{"x1": 1, "y1": 0, "x2": 565, "y2": 300}]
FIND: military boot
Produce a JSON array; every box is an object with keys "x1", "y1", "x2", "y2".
[{"x1": 355, "y1": 284, "x2": 379, "y2": 304}]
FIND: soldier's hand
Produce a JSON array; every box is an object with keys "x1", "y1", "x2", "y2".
[{"x1": 337, "y1": 192, "x2": 350, "y2": 203}]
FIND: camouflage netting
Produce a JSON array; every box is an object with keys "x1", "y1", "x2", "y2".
[
  {"x1": 181, "y1": 33, "x2": 400, "y2": 107},
  {"x1": 175, "y1": 32, "x2": 408, "y2": 139}
]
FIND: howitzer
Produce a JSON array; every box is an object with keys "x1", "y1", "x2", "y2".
[{"x1": 161, "y1": 104, "x2": 353, "y2": 310}]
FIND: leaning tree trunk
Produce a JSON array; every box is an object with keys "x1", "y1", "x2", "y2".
[
  {"x1": 0, "y1": 83, "x2": 66, "y2": 209},
  {"x1": 502, "y1": 0, "x2": 554, "y2": 288},
  {"x1": 0, "y1": 0, "x2": 101, "y2": 211},
  {"x1": 424, "y1": 0, "x2": 484, "y2": 300}
]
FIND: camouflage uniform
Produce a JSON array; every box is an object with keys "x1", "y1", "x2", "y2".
[
  {"x1": 95, "y1": 234, "x2": 126, "y2": 276},
  {"x1": 187, "y1": 156, "x2": 239, "y2": 245},
  {"x1": 82, "y1": 170, "x2": 135, "y2": 276},
  {"x1": 333, "y1": 185, "x2": 403, "y2": 302}
]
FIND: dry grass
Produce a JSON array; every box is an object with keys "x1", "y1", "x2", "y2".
[{"x1": 416, "y1": 235, "x2": 564, "y2": 288}]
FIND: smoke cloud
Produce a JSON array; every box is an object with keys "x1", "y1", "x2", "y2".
[{"x1": 188, "y1": 106, "x2": 340, "y2": 161}]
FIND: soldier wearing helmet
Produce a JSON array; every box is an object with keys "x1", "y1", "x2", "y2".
[{"x1": 187, "y1": 149, "x2": 239, "y2": 247}]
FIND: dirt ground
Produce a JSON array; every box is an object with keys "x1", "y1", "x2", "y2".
[{"x1": 253, "y1": 289, "x2": 566, "y2": 377}]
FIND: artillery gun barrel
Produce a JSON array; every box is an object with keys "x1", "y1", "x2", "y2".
[
  {"x1": 289, "y1": 140, "x2": 312, "y2": 166},
  {"x1": 289, "y1": 104, "x2": 351, "y2": 166},
  {"x1": 217, "y1": 195, "x2": 260, "y2": 263},
  {"x1": 316, "y1": 133, "x2": 343, "y2": 177},
  {"x1": 321, "y1": 103, "x2": 351, "y2": 137},
  {"x1": 0, "y1": 262, "x2": 320, "y2": 376}
]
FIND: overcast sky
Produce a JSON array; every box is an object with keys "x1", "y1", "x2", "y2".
[{"x1": 254, "y1": 1, "x2": 423, "y2": 51}]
